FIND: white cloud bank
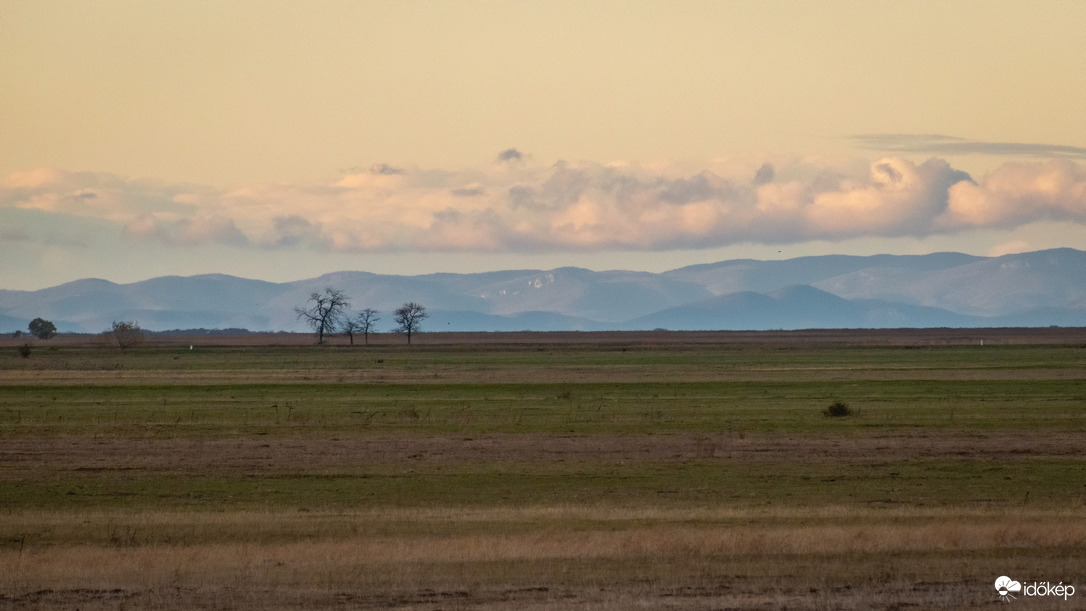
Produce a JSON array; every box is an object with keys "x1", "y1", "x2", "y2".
[{"x1": 3, "y1": 156, "x2": 1085, "y2": 254}]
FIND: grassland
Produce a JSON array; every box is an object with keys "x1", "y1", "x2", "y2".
[{"x1": 1, "y1": 330, "x2": 1084, "y2": 609}]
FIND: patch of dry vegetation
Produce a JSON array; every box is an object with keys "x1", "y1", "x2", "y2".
[{"x1": 3, "y1": 506, "x2": 1084, "y2": 609}]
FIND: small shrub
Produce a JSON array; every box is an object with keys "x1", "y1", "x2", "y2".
[
  {"x1": 823, "y1": 401, "x2": 852, "y2": 418},
  {"x1": 17, "y1": 343, "x2": 32, "y2": 358}
]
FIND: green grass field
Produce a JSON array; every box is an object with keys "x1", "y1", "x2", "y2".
[{"x1": 1, "y1": 331, "x2": 1084, "y2": 609}]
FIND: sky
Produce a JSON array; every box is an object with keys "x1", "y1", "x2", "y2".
[{"x1": 2, "y1": 1, "x2": 1085, "y2": 290}]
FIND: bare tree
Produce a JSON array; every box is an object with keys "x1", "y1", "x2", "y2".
[
  {"x1": 110, "y1": 321, "x2": 143, "y2": 350},
  {"x1": 294, "y1": 287, "x2": 350, "y2": 344},
  {"x1": 393, "y1": 302, "x2": 428, "y2": 344},
  {"x1": 342, "y1": 308, "x2": 380, "y2": 345},
  {"x1": 341, "y1": 318, "x2": 360, "y2": 346}
]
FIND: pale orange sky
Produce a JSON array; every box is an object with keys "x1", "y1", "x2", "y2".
[{"x1": 2, "y1": 1, "x2": 1085, "y2": 289}]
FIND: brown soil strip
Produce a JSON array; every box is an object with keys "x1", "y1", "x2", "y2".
[{"x1": 2, "y1": 431, "x2": 1081, "y2": 476}]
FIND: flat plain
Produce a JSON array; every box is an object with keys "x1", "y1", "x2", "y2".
[{"x1": 1, "y1": 329, "x2": 1084, "y2": 609}]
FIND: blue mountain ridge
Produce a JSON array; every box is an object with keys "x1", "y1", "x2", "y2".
[{"x1": 1, "y1": 248, "x2": 1083, "y2": 333}]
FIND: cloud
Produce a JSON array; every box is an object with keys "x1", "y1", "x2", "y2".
[
  {"x1": 940, "y1": 159, "x2": 1086, "y2": 228},
  {"x1": 496, "y1": 148, "x2": 523, "y2": 162},
  {"x1": 370, "y1": 163, "x2": 406, "y2": 175},
  {"x1": 4, "y1": 156, "x2": 1086, "y2": 253},
  {"x1": 853, "y1": 134, "x2": 1086, "y2": 159},
  {"x1": 0, "y1": 168, "x2": 204, "y2": 224},
  {"x1": 450, "y1": 186, "x2": 485, "y2": 197},
  {"x1": 1, "y1": 167, "x2": 68, "y2": 189},
  {"x1": 123, "y1": 213, "x2": 249, "y2": 246},
  {"x1": 0, "y1": 228, "x2": 31, "y2": 242},
  {"x1": 752, "y1": 163, "x2": 775, "y2": 186},
  {"x1": 267, "y1": 215, "x2": 328, "y2": 248}
]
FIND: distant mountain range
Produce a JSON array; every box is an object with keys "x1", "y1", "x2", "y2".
[{"x1": 2, "y1": 248, "x2": 1084, "y2": 333}]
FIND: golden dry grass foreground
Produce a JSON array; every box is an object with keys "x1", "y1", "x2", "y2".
[{"x1": 1, "y1": 328, "x2": 1085, "y2": 609}]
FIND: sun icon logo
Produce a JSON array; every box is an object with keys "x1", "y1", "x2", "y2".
[{"x1": 995, "y1": 576, "x2": 1022, "y2": 602}]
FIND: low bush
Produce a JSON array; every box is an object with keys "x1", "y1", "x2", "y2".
[{"x1": 823, "y1": 401, "x2": 852, "y2": 418}]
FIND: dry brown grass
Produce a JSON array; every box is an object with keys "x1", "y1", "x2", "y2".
[{"x1": 4, "y1": 506, "x2": 1084, "y2": 609}]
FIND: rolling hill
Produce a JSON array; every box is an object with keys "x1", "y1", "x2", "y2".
[{"x1": 1, "y1": 248, "x2": 1083, "y2": 333}]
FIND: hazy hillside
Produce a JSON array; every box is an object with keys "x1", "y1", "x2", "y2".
[
  {"x1": 2, "y1": 248, "x2": 1083, "y2": 333},
  {"x1": 661, "y1": 252, "x2": 983, "y2": 295},
  {"x1": 627, "y1": 285, "x2": 983, "y2": 331},
  {"x1": 812, "y1": 248, "x2": 1086, "y2": 316}
]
